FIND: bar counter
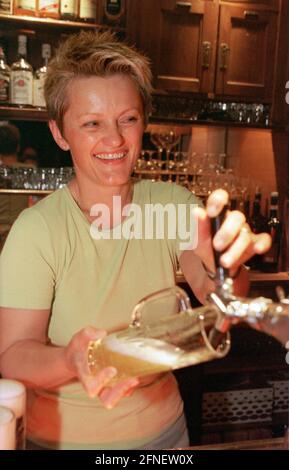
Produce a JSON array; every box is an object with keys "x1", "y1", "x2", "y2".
[{"x1": 186, "y1": 437, "x2": 286, "y2": 450}]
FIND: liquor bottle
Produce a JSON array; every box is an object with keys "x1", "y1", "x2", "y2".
[
  {"x1": 79, "y1": 0, "x2": 97, "y2": 22},
  {"x1": 0, "y1": 46, "x2": 10, "y2": 104},
  {"x1": 38, "y1": 0, "x2": 60, "y2": 18},
  {"x1": 262, "y1": 192, "x2": 281, "y2": 272},
  {"x1": 248, "y1": 188, "x2": 266, "y2": 270},
  {"x1": 103, "y1": 0, "x2": 126, "y2": 27},
  {"x1": 13, "y1": 0, "x2": 37, "y2": 16},
  {"x1": 33, "y1": 43, "x2": 51, "y2": 108},
  {"x1": 60, "y1": 0, "x2": 78, "y2": 20},
  {"x1": 10, "y1": 35, "x2": 33, "y2": 107}
]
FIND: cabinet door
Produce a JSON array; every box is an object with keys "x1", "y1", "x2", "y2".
[
  {"x1": 221, "y1": 0, "x2": 279, "y2": 8},
  {"x1": 153, "y1": 0, "x2": 218, "y2": 93},
  {"x1": 216, "y1": 4, "x2": 278, "y2": 101}
]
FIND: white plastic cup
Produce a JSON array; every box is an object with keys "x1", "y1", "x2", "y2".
[
  {"x1": 0, "y1": 406, "x2": 16, "y2": 450},
  {"x1": 0, "y1": 379, "x2": 26, "y2": 450}
]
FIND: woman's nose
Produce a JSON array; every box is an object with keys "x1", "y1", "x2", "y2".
[{"x1": 101, "y1": 124, "x2": 124, "y2": 148}]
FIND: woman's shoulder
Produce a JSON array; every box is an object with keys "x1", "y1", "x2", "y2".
[{"x1": 13, "y1": 187, "x2": 68, "y2": 231}]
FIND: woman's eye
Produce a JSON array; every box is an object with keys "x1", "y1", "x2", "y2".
[
  {"x1": 84, "y1": 121, "x2": 99, "y2": 128},
  {"x1": 120, "y1": 116, "x2": 138, "y2": 125}
]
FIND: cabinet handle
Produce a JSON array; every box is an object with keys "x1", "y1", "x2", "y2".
[
  {"x1": 202, "y1": 41, "x2": 212, "y2": 69},
  {"x1": 219, "y1": 43, "x2": 230, "y2": 70},
  {"x1": 244, "y1": 10, "x2": 259, "y2": 19},
  {"x1": 175, "y1": 2, "x2": 191, "y2": 8}
]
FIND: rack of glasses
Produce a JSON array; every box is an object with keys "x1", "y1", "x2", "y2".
[
  {"x1": 0, "y1": 166, "x2": 75, "y2": 191},
  {"x1": 151, "y1": 95, "x2": 271, "y2": 127},
  {"x1": 133, "y1": 149, "x2": 251, "y2": 211}
]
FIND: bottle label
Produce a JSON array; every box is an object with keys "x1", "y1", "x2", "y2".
[
  {"x1": 0, "y1": 72, "x2": 10, "y2": 102},
  {"x1": 42, "y1": 44, "x2": 51, "y2": 59},
  {"x1": 105, "y1": 0, "x2": 121, "y2": 16},
  {"x1": 60, "y1": 0, "x2": 78, "y2": 15},
  {"x1": 0, "y1": 0, "x2": 13, "y2": 14},
  {"x1": 15, "y1": 0, "x2": 36, "y2": 11},
  {"x1": 39, "y1": 0, "x2": 59, "y2": 13},
  {"x1": 33, "y1": 75, "x2": 46, "y2": 108},
  {"x1": 79, "y1": 0, "x2": 96, "y2": 19},
  {"x1": 11, "y1": 70, "x2": 33, "y2": 105},
  {"x1": 104, "y1": 0, "x2": 125, "y2": 25}
]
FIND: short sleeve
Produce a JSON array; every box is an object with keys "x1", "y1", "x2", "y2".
[
  {"x1": 171, "y1": 184, "x2": 203, "y2": 261},
  {"x1": 0, "y1": 208, "x2": 55, "y2": 309}
]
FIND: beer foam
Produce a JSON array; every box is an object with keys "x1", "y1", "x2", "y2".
[
  {"x1": 105, "y1": 334, "x2": 182, "y2": 366},
  {"x1": 0, "y1": 380, "x2": 25, "y2": 398},
  {"x1": 0, "y1": 380, "x2": 26, "y2": 418}
]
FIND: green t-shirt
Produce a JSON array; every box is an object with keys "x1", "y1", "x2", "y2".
[{"x1": 0, "y1": 180, "x2": 200, "y2": 449}]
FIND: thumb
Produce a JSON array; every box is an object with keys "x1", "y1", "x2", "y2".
[{"x1": 83, "y1": 326, "x2": 107, "y2": 341}]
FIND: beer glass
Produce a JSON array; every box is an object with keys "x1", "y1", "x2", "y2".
[
  {"x1": 87, "y1": 287, "x2": 231, "y2": 380},
  {"x1": 0, "y1": 379, "x2": 26, "y2": 450},
  {"x1": 0, "y1": 406, "x2": 16, "y2": 450}
]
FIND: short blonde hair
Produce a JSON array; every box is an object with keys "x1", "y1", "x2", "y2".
[{"x1": 44, "y1": 30, "x2": 153, "y2": 132}]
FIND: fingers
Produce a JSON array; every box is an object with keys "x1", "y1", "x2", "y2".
[
  {"x1": 220, "y1": 231, "x2": 272, "y2": 269},
  {"x1": 193, "y1": 189, "x2": 272, "y2": 272},
  {"x1": 213, "y1": 210, "x2": 246, "y2": 252},
  {"x1": 99, "y1": 377, "x2": 140, "y2": 409},
  {"x1": 65, "y1": 326, "x2": 107, "y2": 374},
  {"x1": 206, "y1": 189, "x2": 229, "y2": 217},
  {"x1": 253, "y1": 232, "x2": 272, "y2": 254},
  {"x1": 81, "y1": 326, "x2": 107, "y2": 343},
  {"x1": 79, "y1": 366, "x2": 117, "y2": 398}
]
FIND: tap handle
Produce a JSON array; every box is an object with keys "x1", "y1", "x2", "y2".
[{"x1": 210, "y1": 204, "x2": 229, "y2": 283}]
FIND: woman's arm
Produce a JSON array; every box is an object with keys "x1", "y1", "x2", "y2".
[{"x1": 0, "y1": 307, "x2": 139, "y2": 408}]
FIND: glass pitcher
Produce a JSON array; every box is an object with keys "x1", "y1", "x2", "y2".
[{"x1": 87, "y1": 286, "x2": 230, "y2": 379}]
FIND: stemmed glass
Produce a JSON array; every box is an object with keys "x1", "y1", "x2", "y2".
[{"x1": 150, "y1": 131, "x2": 181, "y2": 182}]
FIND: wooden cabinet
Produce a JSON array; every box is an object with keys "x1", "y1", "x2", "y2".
[
  {"x1": 127, "y1": 0, "x2": 279, "y2": 102},
  {"x1": 151, "y1": 0, "x2": 218, "y2": 94},
  {"x1": 127, "y1": 0, "x2": 218, "y2": 94},
  {"x1": 215, "y1": 3, "x2": 278, "y2": 101},
  {"x1": 222, "y1": 0, "x2": 278, "y2": 7}
]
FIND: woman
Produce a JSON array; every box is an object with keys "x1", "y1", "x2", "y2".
[{"x1": 0, "y1": 31, "x2": 271, "y2": 449}]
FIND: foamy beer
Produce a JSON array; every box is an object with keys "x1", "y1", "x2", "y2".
[
  {"x1": 0, "y1": 406, "x2": 16, "y2": 450},
  {"x1": 87, "y1": 287, "x2": 231, "y2": 379},
  {"x1": 0, "y1": 380, "x2": 26, "y2": 450}
]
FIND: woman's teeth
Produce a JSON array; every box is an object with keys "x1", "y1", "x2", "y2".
[{"x1": 94, "y1": 152, "x2": 127, "y2": 160}]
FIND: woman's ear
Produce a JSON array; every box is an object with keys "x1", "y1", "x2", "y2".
[{"x1": 49, "y1": 120, "x2": 70, "y2": 151}]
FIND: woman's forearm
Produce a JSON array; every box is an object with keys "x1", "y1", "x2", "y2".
[{"x1": 0, "y1": 339, "x2": 75, "y2": 389}]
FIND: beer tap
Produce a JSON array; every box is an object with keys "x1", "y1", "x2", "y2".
[
  {"x1": 206, "y1": 208, "x2": 289, "y2": 347},
  {"x1": 207, "y1": 205, "x2": 237, "y2": 348}
]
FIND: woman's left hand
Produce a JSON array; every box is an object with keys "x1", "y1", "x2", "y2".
[{"x1": 192, "y1": 189, "x2": 272, "y2": 274}]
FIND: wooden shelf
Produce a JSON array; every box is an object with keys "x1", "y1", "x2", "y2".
[
  {"x1": 149, "y1": 115, "x2": 273, "y2": 129},
  {"x1": 176, "y1": 270, "x2": 289, "y2": 284},
  {"x1": 0, "y1": 13, "x2": 125, "y2": 32},
  {"x1": 134, "y1": 169, "x2": 192, "y2": 176},
  {"x1": 188, "y1": 437, "x2": 285, "y2": 451},
  {"x1": 0, "y1": 105, "x2": 276, "y2": 127},
  {"x1": 0, "y1": 189, "x2": 52, "y2": 195},
  {"x1": 0, "y1": 105, "x2": 47, "y2": 121}
]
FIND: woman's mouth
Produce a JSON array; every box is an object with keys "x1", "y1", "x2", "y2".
[{"x1": 94, "y1": 152, "x2": 127, "y2": 161}]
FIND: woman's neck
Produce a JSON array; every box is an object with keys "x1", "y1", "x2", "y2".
[{"x1": 68, "y1": 178, "x2": 134, "y2": 227}]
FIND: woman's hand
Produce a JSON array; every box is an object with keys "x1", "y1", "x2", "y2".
[
  {"x1": 64, "y1": 326, "x2": 139, "y2": 409},
  {"x1": 192, "y1": 189, "x2": 272, "y2": 274}
]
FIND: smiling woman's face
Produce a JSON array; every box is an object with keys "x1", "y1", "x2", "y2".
[{"x1": 52, "y1": 74, "x2": 145, "y2": 188}]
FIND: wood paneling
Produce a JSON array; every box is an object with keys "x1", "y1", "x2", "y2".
[
  {"x1": 155, "y1": 0, "x2": 218, "y2": 93},
  {"x1": 216, "y1": 4, "x2": 278, "y2": 100}
]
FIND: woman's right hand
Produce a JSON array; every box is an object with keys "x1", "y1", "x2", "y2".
[{"x1": 64, "y1": 326, "x2": 139, "y2": 409}]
